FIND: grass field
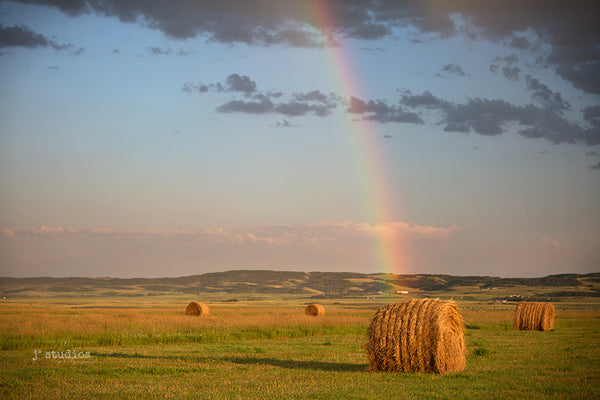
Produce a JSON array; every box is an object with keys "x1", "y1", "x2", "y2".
[{"x1": 1, "y1": 295, "x2": 599, "y2": 399}]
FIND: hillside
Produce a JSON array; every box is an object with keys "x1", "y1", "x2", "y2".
[{"x1": 1, "y1": 270, "x2": 599, "y2": 301}]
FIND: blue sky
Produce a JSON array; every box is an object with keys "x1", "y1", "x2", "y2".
[{"x1": 0, "y1": 0, "x2": 598, "y2": 278}]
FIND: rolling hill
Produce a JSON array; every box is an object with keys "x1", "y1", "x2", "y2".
[{"x1": 1, "y1": 270, "x2": 599, "y2": 301}]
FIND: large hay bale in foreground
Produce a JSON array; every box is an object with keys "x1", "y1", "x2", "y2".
[
  {"x1": 366, "y1": 298, "x2": 466, "y2": 374},
  {"x1": 513, "y1": 301, "x2": 554, "y2": 331},
  {"x1": 305, "y1": 303, "x2": 325, "y2": 316},
  {"x1": 185, "y1": 301, "x2": 209, "y2": 316}
]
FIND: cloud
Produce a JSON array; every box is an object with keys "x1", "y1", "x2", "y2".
[
  {"x1": 187, "y1": 71, "x2": 597, "y2": 147},
  {"x1": 360, "y1": 47, "x2": 386, "y2": 52},
  {"x1": 0, "y1": 24, "x2": 52, "y2": 48},
  {"x1": 490, "y1": 54, "x2": 520, "y2": 81},
  {"x1": 217, "y1": 91, "x2": 338, "y2": 117},
  {"x1": 275, "y1": 119, "x2": 296, "y2": 128},
  {"x1": 346, "y1": 96, "x2": 423, "y2": 124},
  {"x1": 442, "y1": 64, "x2": 466, "y2": 77},
  {"x1": 183, "y1": 73, "x2": 256, "y2": 95},
  {"x1": 583, "y1": 105, "x2": 600, "y2": 122},
  {"x1": 217, "y1": 93, "x2": 274, "y2": 114},
  {"x1": 186, "y1": 75, "x2": 339, "y2": 117},
  {"x1": 501, "y1": 66, "x2": 520, "y2": 81},
  {"x1": 582, "y1": 105, "x2": 600, "y2": 146},
  {"x1": 186, "y1": 72, "x2": 597, "y2": 147},
  {"x1": 540, "y1": 235, "x2": 560, "y2": 248},
  {"x1": 0, "y1": 221, "x2": 460, "y2": 246},
  {"x1": 9, "y1": 1, "x2": 599, "y2": 93},
  {"x1": 525, "y1": 75, "x2": 570, "y2": 111},
  {"x1": 399, "y1": 89, "x2": 594, "y2": 145},
  {"x1": 398, "y1": 89, "x2": 445, "y2": 108},
  {"x1": 225, "y1": 73, "x2": 257, "y2": 94},
  {"x1": 274, "y1": 90, "x2": 338, "y2": 117},
  {"x1": 556, "y1": 62, "x2": 600, "y2": 95},
  {"x1": 509, "y1": 36, "x2": 531, "y2": 50},
  {"x1": 0, "y1": 24, "x2": 84, "y2": 55},
  {"x1": 147, "y1": 46, "x2": 171, "y2": 55}
]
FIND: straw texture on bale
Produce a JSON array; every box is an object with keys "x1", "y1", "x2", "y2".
[
  {"x1": 513, "y1": 301, "x2": 554, "y2": 331},
  {"x1": 366, "y1": 298, "x2": 466, "y2": 374},
  {"x1": 185, "y1": 301, "x2": 210, "y2": 316},
  {"x1": 305, "y1": 303, "x2": 325, "y2": 316}
]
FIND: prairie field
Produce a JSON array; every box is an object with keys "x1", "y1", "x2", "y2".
[{"x1": 1, "y1": 295, "x2": 599, "y2": 399}]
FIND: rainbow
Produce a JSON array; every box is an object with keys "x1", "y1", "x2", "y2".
[{"x1": 305, "y1": 1, "x2": 408, "y2": 276}]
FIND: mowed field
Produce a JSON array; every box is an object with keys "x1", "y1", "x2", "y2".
[{"x1": 1, "y1": 294, "x2": 599, "y2": 399}]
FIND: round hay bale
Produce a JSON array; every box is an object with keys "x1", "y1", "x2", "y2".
[
  {"x1": 305, "y1": 303, "x2": 325, "y2": 316},
  {"x1": 185, "y1": 301, "x2": 209, "y2": 316},
  {"x1": 366, "y1": 298, "x2": 466, "y2": 374},
  {"x1": 513, "y1": 301, "x2": 554, "y2": 331}
]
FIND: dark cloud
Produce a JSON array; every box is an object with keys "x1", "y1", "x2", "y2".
[
  {"x1": 583, "y1": 105, "x2": 600, "y2": 122},
  {"x1": 275, "y1": 120, "x2": 295, "y2": 128},
  {"x1": 509, "y1": 36, "x2": 531, "y2": 50},
  {"x1": 400, "y1": 90, "x2": 595, "y2": 145},
  {"x1": 280, "y1": 90, "x2": 339, "y2": 116},
  {"x1": 0, "y1": 24, "x2": 84, "y2": 54},
  {"x1": 591, "y1": 161, "x2": 600, "y2": 170},
  {"x1": 186, "y1": 75, "x2": 340, "y2": 117},
  {"x1": 525, "y1": 75, "x2": 570, "y2": 111},
  {"x1": 147, "y1": 46, "x2": 170, "y2": 55},
  {"x1": 0, "y1": 24, "x2": 51, "y2": 48},
  {"x1": 442, "y1": 64, "x2": 466, "y2": 77},
  {"x1": 347, "y1": 96, "x2": 423, "y2": 124},
  {"x1": 217, "y1": 93, "x2": 274, "y2": 114},
  {"x1": 275, "y1": 102, "x2": 329, "y2": 117},
  {"x1": 556, "y1": 62, "x2": 600, "y2": 95},
  {"x1": 225, "y1": 73, "x2": 256, "y2": 94},
  {"x1": 398, "y1": 90, "x2": 445, "y2": 108},
  {"x1": 502, "y1": 66, "x2": 520, "y2": 81},
  {"x1": 490, "y1": 54, "x2": 520, "y2": 81},
  {"x1": 182, "y1": 74, "x2": 256, "y2": 95},
  {"x1": 216, "y1": 91, "x2": 338, "y2": 118},
  {"x1": 360, "y1": 47, "x2": 385, "y2": 52},
  {"x1": 582, "y1": 105, "x2": 600, "y2": 146},
  {"x1": 190, "y1": 68, "x2": 597, "y2": 147},
  {"x1": 441, "y1": 98, "x2": 521, "y2": 136},
  {"x1": 493, "y1": 54, "x2": 519, "y2": 64},
  {"x1": 10, "y1": 1, "x2": 600, "y2": 92}
]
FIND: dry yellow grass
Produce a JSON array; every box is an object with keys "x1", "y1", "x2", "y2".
[
  {"x1": 513, "y1": 301, "x2": 554, "y2": 331},
  {"x1": 305, "y1": 304, "x2": 325, "y2": 316},
  {"x1": 366, "y1": 298, "x2": 466, "y2": 374},
  {"x1": 0, "y1": 302, "x2": 370, "y2": 349}
]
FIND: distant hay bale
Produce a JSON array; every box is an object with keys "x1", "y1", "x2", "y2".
[
  {"x1": 513, "y1": 301, "x2": 554, "y2": 331},
  {"x1": 305, "y1": 303, "x2": 325, "y2": 316},
  {"x1": 185, "y1": 301, "x2": 209, "y2": 316},
  {"x1": 366, "y1": 298, "x2": 466, "y2": 374}
]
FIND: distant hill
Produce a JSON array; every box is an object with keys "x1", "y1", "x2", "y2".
[{"x1": 1, "y1": 270, "x2": 599, "y2": 300}]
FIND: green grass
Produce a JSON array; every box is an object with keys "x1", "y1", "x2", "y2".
[{"x1": 1, "y1": 298, "x2": 599, "y2": 399}]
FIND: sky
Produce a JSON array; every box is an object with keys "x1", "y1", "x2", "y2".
[{"x1": 0, "y1": 0, "x2": 598, "y2": 278}]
